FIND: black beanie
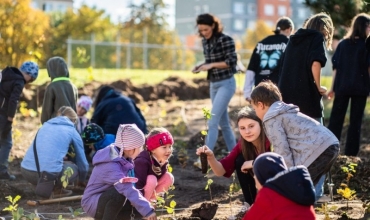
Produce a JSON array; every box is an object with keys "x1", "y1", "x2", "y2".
[
  {"x1": 81, "y1": 123, "x2": 105, "y2": 144},
  {"x1": 253, "y1": 152, "x2": 287, "y2": 185}
]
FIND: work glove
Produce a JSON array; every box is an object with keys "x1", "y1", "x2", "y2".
[{"x1": 1, "y1": 120, "x2": 12, "y2": 139}]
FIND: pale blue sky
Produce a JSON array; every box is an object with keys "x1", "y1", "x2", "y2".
[{"x1": 73, "y1": 0, "x2": 175, "y2": 28}]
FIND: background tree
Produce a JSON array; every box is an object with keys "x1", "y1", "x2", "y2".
[
  {"x1": 44, "y1": 5, "x2": 115, "y2": 67},
  {"x1": 241, "y1": 20, "x2": 272, "y2": 65},
  {"x1": 304, "y1": 0, "x2": 370, "y2": 38},
  {"x1": 119, "y1": 0, "x2": 195, "y2": 70},
  {"x1": 0, "y1": 0, "x2": 49, "y2": 67}
]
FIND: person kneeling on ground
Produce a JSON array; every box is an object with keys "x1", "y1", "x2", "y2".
[
  {"x1": 21, "y1": 106, "x2": 89, "y2": 198},
  {"x1": 81, "y1": 124, "x2": 156, "y2": 220},
  {"x1": 243, "y1": 152, "x2": 316, "y2": 220}
]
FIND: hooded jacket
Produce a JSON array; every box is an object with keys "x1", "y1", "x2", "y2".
[
  {"x1": 243, "y1": 166, "x2": 316, "y2": 220},
  {"x1": 81, "y1": 145, "x2": 154, "y2": 218},
  {"x1": 91, "y1": 90, "x2": 147, "y2": 134},
  {"x1": 278, "y1": 28, "x2": 327, "y2": 118},
  {"x1": 41, "y1": 57, "x2": 78, "y2": 124},
  {"x1": 332, "y1": 38, "x2": 370, "y2": 96},
  {"x1": 263, "y1": 101, "x2": 339, "y2": 167},
  {"x1": 134, "y1": 150, "x2": 169, "y2": 193},
  {"x1": 21, "y1": 116, "x2": 88, "y2": 182},
  {"x1": 0, "y1": 67, "x2": 26, "y2": 118}
]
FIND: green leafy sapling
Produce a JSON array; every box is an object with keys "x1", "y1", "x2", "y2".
[
  {"x1": 200, "y1": 107, "x2": 212, "y2": 174},
  {"x1": 2, "y1": 195, "x2": 40, "y2": 220},
  {"x1": 228, "y1": 173, "x2": 241, "y2": 217},
  {"x1": 204, "y1": 168, "x2": 214, "y2": 201},
  {"x1": 61, "y1": 166, "x2": 74, "y2": 188},
  {"x1": 337, "y1": 162, "x2": 357, "y2": 212}
]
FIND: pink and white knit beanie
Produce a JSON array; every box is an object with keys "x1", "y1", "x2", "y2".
[
  {"x1": 77, "y1": 95, "x2": 93, "y2": 112},
  {"x1": 115, "y1": 124, "x2": 145, "y2": 151}
]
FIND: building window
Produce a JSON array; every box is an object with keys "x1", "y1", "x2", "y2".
[
  {"x1": 43, "y1": 3, "x2": 53, "y2": 12},
  {"x1": 203, "y1": 5, "x2": 209, "y2": 13},
  {"x1": 234, "y1": 19, "x2": 244, "y2": 31},
  {"x1": 247, "y1": 21, "x2": 256, "y2": 30},
  {"x1": 233, "y1": 2, "x2": 244, "y2": 15},
  {"x1": 247, "y1": 3, "x2": 256, "y2": 15},
  {"x1": 278, "y1": 5, "x2": 287, "y2": 16},
  {"x1": 266, "y1": 20, "x2": 274, "y2": 28},
  {"x1": 31, "y1": 2, "x2": 38, "y2": 9},
  {"x1": 58, "y1": 4, "x2": 67, "y2": 13},
  {"x1": 194, "y1": 5, "x2": 201, "y2": 16},
  {"x1": 298, "y1": 8, "x2": 306, "y2": 19},
  {"x1": 264, "y1": 4, "x2": 274, "y2": 16}
]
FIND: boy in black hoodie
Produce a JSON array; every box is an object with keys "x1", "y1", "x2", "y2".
[{"x1": 0, "y1": 61, "x2": 39, "y2": 180}]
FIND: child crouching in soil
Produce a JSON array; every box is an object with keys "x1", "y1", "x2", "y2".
[
  {"x1": 134, "y1": 127, "x2": 175, "y2": 203},
  {"x1": 243, "y1": 152, "x2": 316, "y2": 219},
  {"x1": 81, "y1": 124, "x2": 157, "y2": 220},
  {"x1": 250, "y1": 81, "x2": 339, "y2": 185}
]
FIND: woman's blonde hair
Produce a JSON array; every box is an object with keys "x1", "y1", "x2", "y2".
[
  {"x1": 57, "y1": 106, "x2": 77, "y2": 123},
  {"x1": 304, "y1": 12, "x2": 334, "y2": 50}
]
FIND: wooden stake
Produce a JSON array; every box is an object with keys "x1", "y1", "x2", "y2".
[{"x1": 27, "y1": 195, "x2": 82, "y2": 206}]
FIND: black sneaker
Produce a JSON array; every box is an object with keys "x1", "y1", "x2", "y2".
[{"x1": 0, "y1": 171, "x2": 16, "y2": 180}]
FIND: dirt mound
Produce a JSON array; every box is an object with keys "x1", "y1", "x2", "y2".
[{"x1": 20, "y1": 77, "x2": 210, "y2": 110}]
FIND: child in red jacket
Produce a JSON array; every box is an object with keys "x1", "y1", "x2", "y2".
[{"x1": 243, "y1": 152, "x2": 316, "y2": 220}]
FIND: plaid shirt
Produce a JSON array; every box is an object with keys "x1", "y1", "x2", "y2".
[{"x1": 202, "y1": 33, "x2": 237, "y2": 82}]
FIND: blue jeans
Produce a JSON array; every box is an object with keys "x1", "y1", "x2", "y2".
[
  {"x1": 313, "y1": 117, "x2": 324, "y2": 200},
  {"x1": 206, "y1": 77, "x2": 236, "y2": 152},
  {"x1": 0, "y1": 115, "x2": 12, "y2": 173}
]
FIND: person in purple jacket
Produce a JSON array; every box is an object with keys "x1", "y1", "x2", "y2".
[
  {"x1": 81, "y1": 124, "x2": 157, "y2": 220},
  {"x1": 134, "y1": 127, "x2": 175, "y2": 203}
]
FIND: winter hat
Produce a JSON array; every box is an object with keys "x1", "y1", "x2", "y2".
[
  {"x1": 20, "y1": 61, "x2": 39, "y2": 81},
  {"x1": 115, "y1": 124, "x2": 145, "y2": 151},
  {"x1": 82, "y1": 123, "x2": 105, "y2": 144},
  {"x1": 146, "y1": 131, "x2": 174, "y2": 151},
  {"x1": 253, "y1": 152, "x2": 288, "y2": 185},
  {"x1": 77, "y1": 96, "x2": 93, "y2": 112}
]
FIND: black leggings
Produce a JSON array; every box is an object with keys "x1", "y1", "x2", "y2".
[{"x1": 94, "y1": 186, "x2": 141, "y2": 220}]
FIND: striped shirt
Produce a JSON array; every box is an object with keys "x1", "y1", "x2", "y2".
[{"x1": 202, "y1": 33, "x2": 237, "y2": 82}]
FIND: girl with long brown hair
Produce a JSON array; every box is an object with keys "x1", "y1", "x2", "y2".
[{"x1": 196, "y1": 106, "x2": 270, "y2": 205}]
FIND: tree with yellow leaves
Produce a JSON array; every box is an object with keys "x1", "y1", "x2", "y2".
[
  {"x1": 0, "y1": 0, "x2": 49, "y2": 67},
  {"x1": 244, "y1": 20, "x2": 273, "y2": 50}
]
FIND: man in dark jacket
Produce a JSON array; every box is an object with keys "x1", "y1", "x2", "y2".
[{"x1": 0, "y1": 61, "x2": 39, "y2": 180}]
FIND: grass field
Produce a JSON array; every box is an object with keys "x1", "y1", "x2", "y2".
[
  {"x1": 35, "y1": 68, "x2": 334, "y2": 88},
  {"x1": 33, "y1": 68, "x2": 370, "y2": 119}
]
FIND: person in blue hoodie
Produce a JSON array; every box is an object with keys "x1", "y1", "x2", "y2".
[
  {"x1": 91, "y1": 86, "x2": 147, "y2": 136},
  {"x1": 81, "y1": 124, "x2": 156, "y2": 220},
  {"x1": 0, "y1": 61, "x2": 39, "y2": 180},
  {"x1": 21, "y1": 106, "x2": 89, "y2": 198}
]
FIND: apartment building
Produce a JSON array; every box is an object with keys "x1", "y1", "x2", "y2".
[
  {"x1": 31, "y1": 0, "x2": 73, "y2": 13},
  {"x1": 175, "y1": 0, "x2": 312, "y2": 46}
]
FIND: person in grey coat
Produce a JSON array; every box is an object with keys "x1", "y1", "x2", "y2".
[{"x1": 250, "y1": 81, "x2": 339, "y2": 185}]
